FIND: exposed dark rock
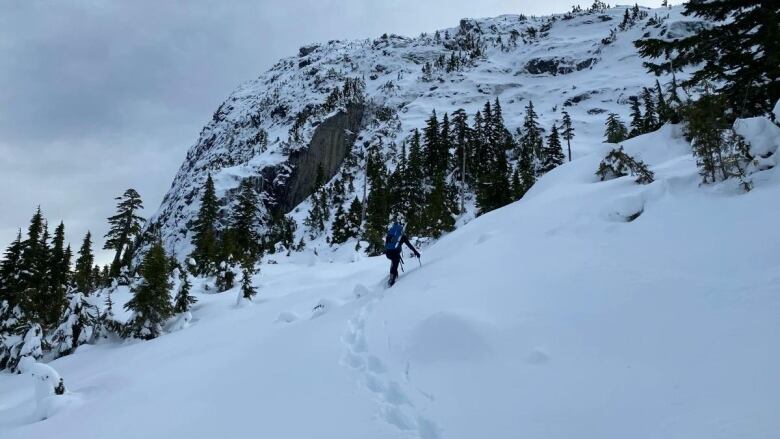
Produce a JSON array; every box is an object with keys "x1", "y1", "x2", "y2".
[
  {"x1": 525, "y1": 57, "x2": 598, "y2": 75},
  {"x1": 267, "y1": 103, "x2": 365, "y2": 213},
  {"x1": 298, "y1": 45, "x2": 319, "y2": 57},
  {"x1": 564, "y1": 92, "x2": 592, "y2": 106}
]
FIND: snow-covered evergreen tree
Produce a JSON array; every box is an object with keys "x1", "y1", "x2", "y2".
[
  {"x1": 561, "y1": 111, "x2": 574, "y2": 162},
  {"x1": 73, "y1": 232, "x2": 95, "y2": 294},
  {"x1": 240, "y1": 258, "x2": 257, "y2": 301},
  {"x1": 604, "y1": 113, "x2": 629, "y2": 143},
  {"x1": 191, "y1": 174, "x2": 220, "y2": 274},
  {"x1": 596, "y1": 146, "x2": 655, "y2": 184},
  {"x1": 49, "y1": 292, "x2": 98, "y2": 356},
  {"x1": 641, "y1": 87, "x2": 658, "y2": 133},
  {"x1": 539, "y1": 123, "x2": 565, "y2": 174},
  {"x1": 6, "y1": 323, "x2": 44, "y2": 373},
  {"x1": 628, "y1": 95, "x2": 644, "y2": 137},
  {"x1": 519, "y1": 101, "x2": 544, "y2": 173},
  {"x1": 104, "y1": 188, "x2": 145, "y2": 278},
  {"x1": 124, "y1": 242, "x2": 173, "y2": 340},
  {"x1": 173, "y1": 266, "x2": 197, "y2": 313},
  {"x1": 231, "y1": 180, "x2": 263, "y2": 260},
  {"x1": 0, "y1": 229, "x2": 24, "y2": 315}
]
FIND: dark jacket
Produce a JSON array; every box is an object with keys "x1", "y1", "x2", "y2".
[{"x1": 385, "y1": 234, "x2": 419, "y2": 258}]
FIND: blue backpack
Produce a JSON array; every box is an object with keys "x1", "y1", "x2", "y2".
[{"x1": 385, "y1": 223, "x2": 404, "y2": 252}]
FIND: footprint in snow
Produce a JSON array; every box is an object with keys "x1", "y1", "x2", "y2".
[{"x1": 275, "y1": 311, "x2": 298, "y2": 323}]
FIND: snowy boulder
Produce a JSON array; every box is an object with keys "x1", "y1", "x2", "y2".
[
  {"x1": 405, "y1": 312, "x2": 491, "y2": 363},
  {"x1": 18, "y1": 358, "x2": 77, "y2": 421},
  {"x1": 602, "y1": 194, "x2": 645, "y2": 223}
]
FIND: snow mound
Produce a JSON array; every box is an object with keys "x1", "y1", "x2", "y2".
[{"x1": 404, "y1": 312, "x2": 491, "y2": 364}]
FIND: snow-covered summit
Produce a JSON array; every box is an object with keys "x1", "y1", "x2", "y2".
[{"x1": 150, "y1": 4, "x2": 697, "y2": 258}]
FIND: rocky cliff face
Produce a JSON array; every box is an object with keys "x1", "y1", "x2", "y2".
[
  {"x1": 273, "y1": 103, "x2": 365, "y2": 213},
  {"x1": 147, "y1": 4, "x2": 701, "y2": 258}
]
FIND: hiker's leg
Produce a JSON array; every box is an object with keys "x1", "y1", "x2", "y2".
[{"x1": 390, "y1": 255, "x2": 400, "y2": 277}]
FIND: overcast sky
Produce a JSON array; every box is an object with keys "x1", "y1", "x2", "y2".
[{"x1": 0, "y1": 0, "x2": 661, "y2": 264}]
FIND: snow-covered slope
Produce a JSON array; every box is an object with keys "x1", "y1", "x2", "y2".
[
  {"x1": 150, "y1": 4, "x2": 699, "y2": 257},
  {"x1": 2, "y1": 115, "x2": 778, "y2": 437}
]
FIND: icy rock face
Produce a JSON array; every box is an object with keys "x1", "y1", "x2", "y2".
[{"x1": 149, "y1": 5, "x2": 702, "y2": 259}]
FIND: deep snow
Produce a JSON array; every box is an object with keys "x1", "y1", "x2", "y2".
[{"x1": 1, "y1": 118, "x2": 779, "y2": 438}]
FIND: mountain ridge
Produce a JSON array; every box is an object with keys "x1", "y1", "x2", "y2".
[{"x1": 147, "y1": 4, "x2": 695, "y2": 258}]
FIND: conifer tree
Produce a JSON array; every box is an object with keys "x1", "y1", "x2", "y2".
[
  {"x1": 74, "y1": 232, "x2": 95, "y2": 294},
  {"x1": 124, "y1": 241, "x2": 173, "y2": 340},
  {"x1": 540, "y1": 123, "x2": 565, "y2": 174},
  {"x1": 363, "y1": 149, "x2": 390, "y2": 255},
  {"x1": 388, "y1": 141, "x2": 408, "y2": 223},
  {"x1": 604, "y1": 113, "x2": 629, "y2": 143},
  {"x1": 404, "y1": 130, "x2": 426, "y2": 236},
  {"x1": 628, "y1": 95, "x2": 644, "y2": 137},
  {"x1": 516, "y1": 133, "x2": 536, "y2": 199},
  {"x1": 510, "y1": 167, "x2": 523, "y2": 201},
  {"x1": 43, "y1": 221, "x2": 69, "y2": 326},
  {"x1": 18, "y1": 208, "x2": 50, "y2": 322},
  {"x1": 654, "y1": 79, "x2": 671, "y2": 125},
  {"x1": 450, "y1": 109, "x2": 470, "y2": 209},
  {"x1": 173, "y1": 266, "x2": 197, "y2": 313},
  {"x1": 104, "y1": 189, "x2": 145, "y2": 277},
  {"x1": 215, "y1": 258, "x2": 237, "y2": 293},
  {"x1": 423, "y1": 172, "x2": 458, "y2": 238},
  {"x1": 100, "y1": 265, "x2": 110, "y2": 287},
  {"x1": 490, "y1": 98, "x2": 509, "y2": 151},
  {"x1": 346, "y1": 197, "x2": 364, "y2": 238},
  {"x1": 304, "y1": 187, "x2": 328, "y2": 240},
  {"x1": 50, "y1": 292, "x2": 98, "y2": 356},
  {"x1": 91, "y1": 265, "x2": 102, "y2": 291},
  {"x1": 519, "y1": 101, "x2": 544, "y2": 173},
  {"x1": 437, "y1": 112, "x2": 452, "y2": 177},
  {"x1": 5, "y1": 322, "x2": 44, "y2": 372},
  {"x1": 667, "y1": 74, "x2": 683, "y2": 124},
  {"x1": 191, "y1": 174, "x2": 220, "y2": 274},
  {"x1": 561, "y1": 111, "x2": 575, "y2": 162},
  {"x1": 217, "y1": 228, "x2": 238, "y2": 272},
  {"x1": 0, "y1": 230, "x2": 24, "y2": 311},
  {"x1": 681, "y1": 90, "x2": 752, "y2": 188},
  {"x1": 231, "y1": 180, "x2": 262, "y2": 260},
  {"x1": 240, "y1": 257, "x2": 257, "y2": 301},
  {"x1": 422, "y1": 111, "x2": 442, "y2": 176},
  {"x1": 266, "y1": 213, "x2": 297, "y2": 254},
  {"x1": 635, "y1": 0, "x2": 780, "y2": 116},
  {"x1": 329, "y1": 203, "x2": 352, "y2": 245},
  {"x1": 641, "y1": 87, "x2": 658, "y2": 132},
  {"x1": 475, "y1": 102, "x2": 512, "y2": 214}
]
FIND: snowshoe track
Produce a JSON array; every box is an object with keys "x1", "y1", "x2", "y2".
[{"x1": 341, "y1": 288, "x2": 441, "y2": 439}]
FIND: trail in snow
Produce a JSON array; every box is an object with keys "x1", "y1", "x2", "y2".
[{"x1": 341, "y1": 283, "x2": 441, "y2": 439}]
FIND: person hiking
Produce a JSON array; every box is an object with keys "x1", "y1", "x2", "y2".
[{"x1": 385, "y1": 222, "x2": 420, "y2": 286}]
